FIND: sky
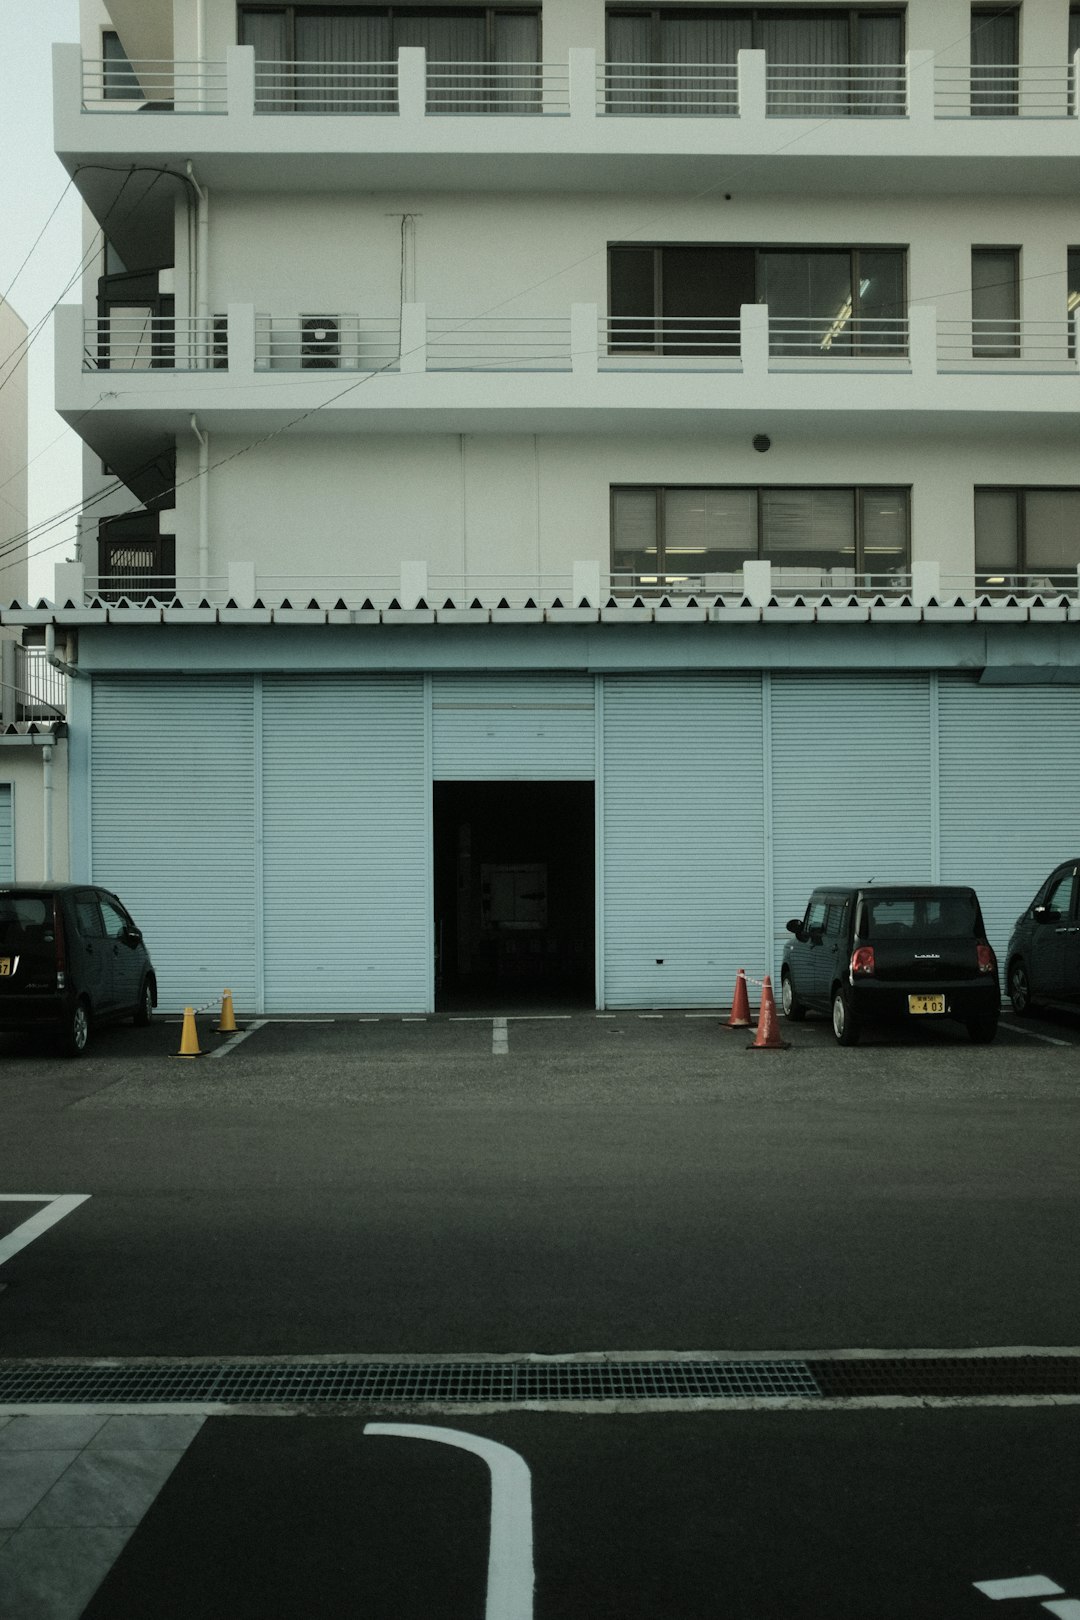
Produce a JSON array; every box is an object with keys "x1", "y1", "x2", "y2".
[{"x1": 0, "y1": 0, "x2": 84, "y2": 598}]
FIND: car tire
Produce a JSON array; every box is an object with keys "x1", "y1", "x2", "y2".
[
  {"x1": 133, "y1": 977, "x2": 154, "y2": 1027},
  {"x1": 1008, "y1": 958, "x2": 1033, "y2": 1017},
  {"x1": 61, "y1": 998, "x2": 90, "y2": 1059},
  {"x1": 781, "y1": 969, "x2": 807, "y2": 1022},
  {"x1": 831, "y1": 985, "x2": 860, "y2": 1046},
  {"x1": 966, "y1": 1013, "x2": 998, "y2": 1044}
]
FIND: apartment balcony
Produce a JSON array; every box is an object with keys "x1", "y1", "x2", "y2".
[
  {"x1": 54, "y1": 43, "x2": 1080, "y2": 259},
  {"x1": 57, "y1": 301, "x2": 1080, "y2": 476}
]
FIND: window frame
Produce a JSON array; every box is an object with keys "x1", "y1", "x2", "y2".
[
  {"x1": 610, "y1": 483, "x2": 912, "y2": 582},
  {"x1": 974, "y1": 486, "x2": 1080, "y2": 583},
  {"x1": 604, "y1": 6, "x2": 906, "y2": 65},
  {"x1": 237, "y1": 4, "x2": 542, "y2": 59}
]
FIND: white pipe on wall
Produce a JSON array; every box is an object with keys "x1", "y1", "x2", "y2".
[
  {"x1": 40, "y1": 743, "x2": 53, "y2": 883},
  {"x1": 191, "y1": 416, "x2": 210, "y2": 591}
]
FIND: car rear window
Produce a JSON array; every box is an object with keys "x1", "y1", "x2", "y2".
[
  {"x1": 0, "y1": 893, "x2": 54, "y2": 945},
  {"x1": 860, "y1": 893, "x2": 980, "y2": 938}
]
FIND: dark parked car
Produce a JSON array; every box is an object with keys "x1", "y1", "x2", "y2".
[
  {"x1": 1005, "y1": 859, "x2": 1080, "y2": 1016},
  {"x1": 781, "y1": 884, "x2": 999, "y2": 1046},
  {"x1": 0, "y1": 884, "x2": 156, "y2": 1056}
]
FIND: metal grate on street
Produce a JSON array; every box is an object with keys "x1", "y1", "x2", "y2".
[
  {"x1": 0, "y1": 1358, "x2": 821, "y2": 1406},
  {"x1": 808, "y1": 1356, "x2": 1080, "y2": 1400}
]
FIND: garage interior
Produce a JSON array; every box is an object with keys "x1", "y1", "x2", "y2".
[{"x1": 433, "y1": 782, "x2": 595, "y2": 1008}]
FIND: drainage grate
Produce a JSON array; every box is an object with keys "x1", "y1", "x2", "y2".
[
  {"x1": 0, "y1": 1358, "x2": 820, "y2": 1406},
  {"x1": 2, "y1": 1356, "x2": 1078, "y2": 1407}
]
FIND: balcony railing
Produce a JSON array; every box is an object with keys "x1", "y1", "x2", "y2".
[
  {"x1": 72, "y1": 46, "x2": 1080, "y2": 122},
  {"x1": 81, "y1": 57, "x2": 228, "y2": 112},
  {"x1": 12, "y1": 647, "x2": 66, "y2": 721},
  {"x1": 426, "y1": 316, "x2": 573, "y2": 371},
  {"x1": 937, "y1": 319, "x2": 1077, "y2": 367},
  {"x1": 253, "y1": 315, "x2": 400, "y2": 371},
  {"x1": 84, "y1": 315, "x2": 226, "y2": 371},
  {"x1": 767, "y1": 314, "x2": 909, "y2": 357},
  {"x1": 601, "y1": 315, "x2": 741, "y2": 357}
]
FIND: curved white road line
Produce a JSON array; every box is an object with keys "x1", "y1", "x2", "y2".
[{"x1": 365, "y1": 1422, "x2": 534, "y2": 1620}]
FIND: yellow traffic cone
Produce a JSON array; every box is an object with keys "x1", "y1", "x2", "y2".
[
  {"x1": 217, "y1": 989, "x2": 237, "y2": 1034},
  {"x1": 172, "y1": 1006, "x2": 202, "y2": 1059}
]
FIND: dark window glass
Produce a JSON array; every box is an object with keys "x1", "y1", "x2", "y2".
[
  {"x1": 971, "y1": 248, "x2": 1019, "y2": 357},
  {"x1": 975, "y1": 489, "x2": 1080, "y2": 583},
  {"x1": 102, "y1": 29, "x2": 141, "y2": 99},
  {"x1": 970, "y1": 7, "x2": 1018, "y2": 116},
  {"x1": 74, "y1": 898, "x2": 105, "y2": 939},
  {"x1": 1069, "y1": 248, "x2": 1080, "y2": 355}
]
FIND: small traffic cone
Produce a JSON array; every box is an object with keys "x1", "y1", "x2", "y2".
[
  {"x1": 172, "y1": 1006, "x2": 202, "y2": 1059},
  {"x1": 725, "y1": 968, "x2": 754, "y2": 1028},
  {"x1": 747, "y1": 976, "x2": 790, "y2": 1051},
  {"x1": 217, "y1": 989, "x2": 237, "y2": 1034}
]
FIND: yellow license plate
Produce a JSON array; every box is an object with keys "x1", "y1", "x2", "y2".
[
  {"x1": 0, "y1": 960, "x2": 11, "y2": 976},
  {"x1": 908, "y1": 994, "x2": 945, "y2": 1015}
]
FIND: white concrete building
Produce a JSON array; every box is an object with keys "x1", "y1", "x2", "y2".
[{"x1": 37, "y1": 0, "x2": 1080, "y2": 1011}]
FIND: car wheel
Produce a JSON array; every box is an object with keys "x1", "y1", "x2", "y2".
[
  {"x1": 133, "y1": 978, "x2": 153, "y2": 1027},
  {"x1": 1008, "y1": 958, "x2": 1033, "y2": 1017},
  {"x1": 61, "y1": 999, "x2": 90, "y2": 1059},
  {"x1": 831, "y1": 985, "x2": 860, "y2": 1046},
  {"x1": 966, "y1": 1013, "x2": 998, "y2": 1044},
  {"x1": 781, "y1": 969, "x2": 807, "y2": 1022}
]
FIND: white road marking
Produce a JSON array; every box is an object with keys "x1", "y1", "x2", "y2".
[
  {"x1": 506, "y1": 1015, "x2": 571, "y2": 1021},
  {"x1": 0, "y1": 1195, "x2": 90, "y2": 1266},
  {"x1": 492, "y1": 1018, "x2": 509, "y2": 1057},
  {"x1": 999, "y1": 1020, "x2": 1073, "y2": 1047},
  {"x1": 365, "y1": 1423, "x2": 534, "y2": 1620},
  {"x1": 974, "y1": 1575, "x2": 1065, "y2": 1600},
  {"x1": 1042, "y1": 1601, "x2": 1080, "y2": 1619},
  {"x1": 402, "y1": 1017, "x2": 428, "y2": 1022},
  {"x1": 208, "y1": 1019, "x2": 268, "y2": 1061},
  {"x1": 638, "y1": 1014, "x2": 663, "y2": 1020}
]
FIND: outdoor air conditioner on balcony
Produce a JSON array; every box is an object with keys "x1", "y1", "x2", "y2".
[{"x1": 301, "y1": 315, "x2": 340, "y2": 369}]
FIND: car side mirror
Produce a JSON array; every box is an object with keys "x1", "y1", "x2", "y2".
[
  {"x1": 123, "y1": 926, "x2": 143, "y2": 944},
  {"x1": 785, "y1": 919, "x2": 804, "y2": 939}
]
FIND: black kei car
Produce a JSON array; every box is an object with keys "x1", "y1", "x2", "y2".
[
  {"x1": 1005, "y1": 858, "x2": 1080, "y2": 1016},
  {"x1": 0, "y1": 884, "x2": 156, "y2": 1056},
  {"x1": 781, "y1": 884, "x2": 1000, "y2": 1046}
]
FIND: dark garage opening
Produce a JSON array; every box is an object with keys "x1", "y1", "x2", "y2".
[{"x1": 433, "y1": 781, "x2": 595, "y2": 1009}]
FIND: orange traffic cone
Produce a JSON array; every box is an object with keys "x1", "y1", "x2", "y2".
[
  {"x1": 747, "y1": 976, "x2": 790, "y2": 1051},
  {"x1": 172, "y1": 1006, "x2": 202, "y2": 1059},
  {"x1": 217, "y1": 989, "x2": 237, "y2": 1034},
  {"x1": 726, "y1": 968, "x2": 754, "y2": 1028}
]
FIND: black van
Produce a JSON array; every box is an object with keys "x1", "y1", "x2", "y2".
[
  {"x1": 782, "y1": 884, "x2": 999, "y2": 1046},
  {"x1": 0, "y1": 884, "x2": 156, "y2": 1056}
]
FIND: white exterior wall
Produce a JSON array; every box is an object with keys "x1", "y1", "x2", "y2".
[
  {"x1": 0, "y1": 746, "x2": 71, "y2": 884},
  {"x1": 0, "y1": 302, "x2": 29, "y2": 605}
]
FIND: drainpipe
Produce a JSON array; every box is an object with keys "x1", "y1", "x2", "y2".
[
  {"x1": 186, "y1": 162, "x2": 209, "y2": 368},
  {"x1": 40, "y1": 741, "x2": 53, "y2": 882},
  {"x1": 191, "y1": 415, "x2": 210, "y2": 593}
]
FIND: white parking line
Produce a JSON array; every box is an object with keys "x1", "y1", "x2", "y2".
[
  {"x1": 0, "y1": 1195, "x2": 90, "y2": 1267},
  {"x1": 974, "y1": 1575, "x2": 1065, "y2": 1600},
  {"x1": 492, "y1": 1018, "x2": 509, "y2": 1057},
  {"x1": 999, "y1": 1020, "x2": 1074, "y2": 1047},
  {"x1": 208, "y1": 1020, "x2": 268, "y2": 1061}
]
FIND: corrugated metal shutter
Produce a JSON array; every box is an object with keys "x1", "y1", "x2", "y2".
[
  {"x1": 939, "y1": 678, "x2": 1080, "y2": 964},
  {"x1": 432, "y1": 674, "x2": 594, "y2": 780},
  {"x1": 602, "y1": 674, "x2": 765, "y2": 1007},
  {"x1": 770, "y1": 674, "x2": 934, "y2": 945},
  {"x1": 91, "y1": 677, "x2": 258, "y2": 1012},
  {"x1": 0, "y1": 785, "x2": 13, "y2": 881},
  {"x1": 261, "y1": 675, "x2": 429, "y2": 1011}
]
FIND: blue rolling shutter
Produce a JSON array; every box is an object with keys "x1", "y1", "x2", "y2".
[
  {"x1": 91, "y1": 677, "x2": 258, "y2": 1012},
  {"x1": 431, "y1": 674, "x2": 595, "y2": 780},
  {"x1": 602, "y1": 674, "x2": 765, "y2": 1007},
  {"x1": 261, "y1": 675, "x2": 429, "y2": 1012},
  {"x1": 770, "y1": 674, "x2": 934, "y2": 949},
  {"x1": 939, "y1": 678, "x2": 1080, "y2": 964}
]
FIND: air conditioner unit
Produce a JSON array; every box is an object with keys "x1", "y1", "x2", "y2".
[{"x1": 301, "y1": 315, "x2": 340, "y2": 369}]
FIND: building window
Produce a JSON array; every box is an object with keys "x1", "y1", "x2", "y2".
[
  {"x1": 1068, "y1": 248, "x2": 1080, "y2": 357},
  {"x1": 239, "y1": 6, "x2": 541, "y2": 110},
  {"x1": 102, "y1": 29, "x2": 141, "y2": 99},
  {"x1": 97, "y1": 514, "x2": 176, "y2": 602},
  {"x1": 608, "y1": 244, "x2": 907, "y2": 355},
  {"x1": 971, "y1": 247, "x2": 1019, "y2": 357},
  {"x1": 611, "y1": 485, "x2": 910, "y2": 585},
  {"x1": 605, "y1": 7, "x2": 905, "y2": 115},
  {"x1": 975, "y1": 489, "x2": 1080, "y2": 586},
  {"x1": 970, "y1": 6, "x2": 1018, "y2": 116}
]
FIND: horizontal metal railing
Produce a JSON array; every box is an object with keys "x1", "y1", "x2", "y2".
[
  {"x1": 610, "y1": 570, "x2": 914, "y2": 599},
  {"x1": 426, "y1": 317, "x2": 573, "y2": 370},
  {"x1": 81, "y1": 58, "x2": 228, "y2": 111},
  {"x1": 254, "y1": 59, "x2": 397, "y2": 112},
  {"x1": 937, "y1": 319, "x2": 1076, "y2": 364},
  {"x1": 253, "y1": 315, "x2": 401, "y2": 371},
  {"x1": 83, "y1": 316, "x2": 226, "y2": 371},
  {"x1": 601, "y1": 315, "x2": 741, "y2": 355},
  {"x1": 765, "y1": 63, "x2": 906, "y2": 116},
  {"x1": 13, "y1": 648, "x2": 66, "y2": 719},
  {"x1": 426, "y1": 61, "x2": 568, "y2": 114},
  {"x1": 935, "y1": 65, "x2": 1075, "y2": 118},
  {"x1": 768, "y1": 314, "x2": 909, "y2": 356},
  {"x1": 600, "y1": 61, "x2": 739, "y2": 115}
]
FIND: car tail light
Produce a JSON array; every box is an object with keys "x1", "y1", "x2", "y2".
[
  {"x1": 976, "y1": 941, "x2": 996, "y2": 975},
  {"x1": 851, "y1": 946, "x2": 875, "y2": 976},
  {"x1": 54, "y1": 898, "x2": 67, "y2": 990}
]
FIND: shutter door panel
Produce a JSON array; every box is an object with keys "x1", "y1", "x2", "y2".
[
  {"x1": 432, "y1": 674, "x2": 594, "y2": 780},
  {"x1": 771, "y1": 674, "x2": 933, "y2": 940},
  {"x1": 939, "y1": 679, "x2": 1080, "y2": 964},
  {"x1": 603, "y1": 675, "x2": 765, "y2": 1006},
  {"x1": 91, "y1": 677, "x2": 257, "y2": 1011},
  {"x1": 0, "y1": 785, "x2": 13, "y2": 881},
  {"x1": 261, "y1": 675, "x2": 429, "y2": 1011}
]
